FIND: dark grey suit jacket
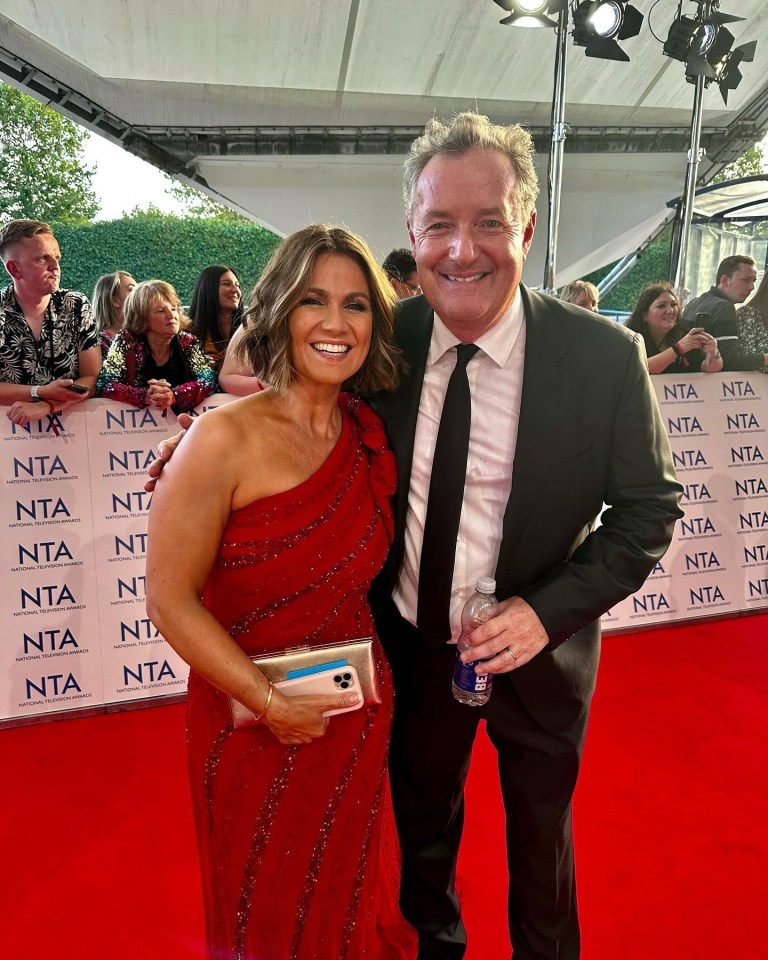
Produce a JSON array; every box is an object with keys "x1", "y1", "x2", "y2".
[{"x1": 369, "y1": 284, "x2": 683, "y2": 730}]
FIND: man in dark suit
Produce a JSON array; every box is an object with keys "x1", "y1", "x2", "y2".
[{"x1": 368, "y1": 113, "x2": 682, "y2": 960}]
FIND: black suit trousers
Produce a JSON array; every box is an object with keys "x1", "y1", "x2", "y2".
[{"x1": 376, "y1": 600, "x2": 587, "y2": 960}]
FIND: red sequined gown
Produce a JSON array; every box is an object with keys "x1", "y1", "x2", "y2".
[{"x1": 186, "y1": 394, "x2": 417, "y2": 960}]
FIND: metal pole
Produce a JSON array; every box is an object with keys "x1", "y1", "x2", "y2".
[
  {"x1": 671, "y1": 74, "x2": 706, "y2": 300},
  {"x1": 543, "y1": 6, "x2": 569, "y2": 294},
  {"x1": 597, "y1": 252, "x2": 641, "y2": 297},
  {"x1": 671, "y1": 0, "x2": 712, "y2": 300}
]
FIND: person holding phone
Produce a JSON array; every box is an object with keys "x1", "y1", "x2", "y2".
[
  {"x1": 626, "y1": 282, "x2": 723, "y2": 374},
  {"x1": 97, "y1": 280, "x2": 216, "y2": 414},
  {"x1": 145, "y1": 225, "x2": 416, "y2": 960},
  {"x1": 0, "y1": 219, "x2": 100, "y2": 428}
]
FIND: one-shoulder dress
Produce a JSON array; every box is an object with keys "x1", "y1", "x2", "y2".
[{"x1": 186, "y1": 393, "x2": 417, "y2": 960}]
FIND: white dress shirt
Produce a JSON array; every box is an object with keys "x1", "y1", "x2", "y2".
[{"x1": 393, "y1": 293, "x2": 526, "y2": 641}]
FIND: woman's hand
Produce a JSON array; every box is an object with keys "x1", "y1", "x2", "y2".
[
  {"x1": 700, "y1": 331, "x2": 723, "y2": 372},
  {"x1": 145, "y1": 378, "x2": 175, "y2": 410},
  {"x1": 698, "y1": 332, "x2": 719, "y2": 357},
  {"x1": 677, "y1": 327, "x2": 710, "y2": 354},
  {"x1": 264, "y1": 690, "x2": 361, "y2": 745}
]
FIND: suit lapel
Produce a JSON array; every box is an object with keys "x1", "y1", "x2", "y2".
[
  {"x1": 500, "y1": 285, "x2": 574, "y2": 556},
  {"x1": 372, "y1": 287, "x2": 578, "y2": 582},
  {"x1": 369, "y1": 296, "x2": 433, "y2": 547}
]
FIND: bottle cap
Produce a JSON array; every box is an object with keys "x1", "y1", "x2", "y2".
[{"x1": 476, "y1": 577, "x2": 496, "y2": 594}]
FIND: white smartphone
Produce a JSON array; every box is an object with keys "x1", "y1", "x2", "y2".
[{"x1": 275, "y1": 665, "x2": 363, "y2": 717}]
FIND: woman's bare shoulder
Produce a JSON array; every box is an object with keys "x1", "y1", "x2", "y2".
[{"x1": 187, "y1": 392, "x2": 274, "y2": 443}]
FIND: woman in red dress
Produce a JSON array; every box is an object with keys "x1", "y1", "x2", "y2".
[{"x1": 146, "y1": 225, "x2": 416, "y2": 960}]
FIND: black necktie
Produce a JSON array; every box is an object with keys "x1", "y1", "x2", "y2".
[{"x1": 417, "y1": 342, "x2": 480, "y2": 647}]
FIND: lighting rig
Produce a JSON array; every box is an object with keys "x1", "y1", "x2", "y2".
[
  {"x1": 662, "y1": 2, "x2": 756, "y2": 103},
  {"x1": 664, "y1": 2, "x2": 758, "y2": 294},
  {"x1": 494, "y1": 1, "x2": 644, "y2": 60}
]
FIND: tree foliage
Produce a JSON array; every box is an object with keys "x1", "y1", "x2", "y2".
[
  {"x1": 164, "y1": 176, "x2": 250, "y2": 222},
  {"x1": 583, "y1": 227, "x2": 673, "y2": 314},
  {"x1": 0, "y1": 82, "x2": 98, "y2": 224},
  {"x1": 53, "y1": 215, "x2": 281, "y2": 303},
  {"x1": 712, "y1": 144, "x2": 767, "y2": 184}
]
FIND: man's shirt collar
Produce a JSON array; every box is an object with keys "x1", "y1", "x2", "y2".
[{"x1": 430, "y1": 288, "x2": 525, "y2": 368}]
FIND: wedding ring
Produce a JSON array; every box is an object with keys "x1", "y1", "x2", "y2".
[{"x1": 507, "y1": 647, "x2": 518, "y2": 661}]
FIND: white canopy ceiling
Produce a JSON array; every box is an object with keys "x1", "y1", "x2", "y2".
[{"x1": 1, "y1": 0, "x2": 767, "y2": 284}]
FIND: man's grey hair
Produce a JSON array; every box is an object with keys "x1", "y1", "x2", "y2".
[{"x1": 403, "y1": 112, "x2": 539, "y2": 222}]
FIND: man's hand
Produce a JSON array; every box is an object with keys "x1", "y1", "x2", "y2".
[
  {"x1": 6, "y1": 400, "x2": 53, "y2": 426},
  {"x1": 144, "y1": 412, "x2": 194, "y2": 492},
  {"x1": 38, "y1": 379, "x2": 90, "y2": 404},
  {"x1": 461, "y1": 596, "x2": 549, "y2": 674}
]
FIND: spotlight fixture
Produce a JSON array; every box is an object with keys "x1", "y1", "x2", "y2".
[
  {"x1": 492, "y1": 0, "x2": 568, "y2": 29},
  {"x1": 571, "y1": 1, "x2": 644, "y2": 61},
  {"x1": 662, "y1": 5, "x2": 756, "y2": 103},
  {"x1": 716, "y1": 40, "x2": 757, "y2": 104}
]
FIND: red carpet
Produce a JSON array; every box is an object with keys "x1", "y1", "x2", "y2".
[{"x1": 2, "y1": 613, "x2": 766, "y2": 958}]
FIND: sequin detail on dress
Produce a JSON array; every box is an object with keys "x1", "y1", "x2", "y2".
[
  {"x1": 289, "y1": 714, "x2": 375, "y2": 958},
  {"x1": 339, "y1": 765, "x2": 386, "y2": 960},
  {"x1": 231, "y1": 747, "x2": 300, "y2": 960},
  {"x1": 223, "y1": 446, "x2": 364, "y2": 564},
  {"x1": 203, "y1": 723, "x2": 233, "y2": 831},
  {"x1": 226, "y1": 513, "x2": 379, "y2": 640}
]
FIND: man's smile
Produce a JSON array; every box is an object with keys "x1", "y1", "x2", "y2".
[{"x1": 443, "y1": 273, "x2": 488, "y2": 283}]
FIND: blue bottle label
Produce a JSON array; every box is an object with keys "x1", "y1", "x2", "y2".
[{"x1": 453, "y1": 657, "x2": 492, "y2": 694}]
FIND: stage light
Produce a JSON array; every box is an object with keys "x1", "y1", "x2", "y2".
[
  {"x1": 571, "y1": 1, "x2": 644, "y2": 61},
  {"x1": 589, "y1": 1, "x2": 622, "y2": 38},
  {"x1": 717, "y1": 40, "x2": 757, "y2": 104},
  {"x1": 492, "y1": 0, "x2": 568, "y2": 29},
  {"x1": 662, "y1": 5, "x2": 754, "y2": 102}
]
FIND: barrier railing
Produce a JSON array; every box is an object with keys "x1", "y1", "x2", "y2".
[{"x1": 1, "y1": 376, "x2": 766, "y2": 723}]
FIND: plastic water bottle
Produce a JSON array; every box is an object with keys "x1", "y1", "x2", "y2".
[{"x1": 451, "y1": 577, "x2": 500, "y2": 706}]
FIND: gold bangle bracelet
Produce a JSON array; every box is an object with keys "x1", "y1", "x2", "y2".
[{"x1": 253, "y1": 681, "x2": 274, "y2": 723}]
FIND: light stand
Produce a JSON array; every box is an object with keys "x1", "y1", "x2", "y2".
[
  {"x1": 543, "y1": 6, "x2": 570, "y2": 293},
  {"x1": 666, "y1": 0, "x2": 756, "y2": 297},
  {"x1": 494, "y1": 1, "x2": 643, "y2": 292},
  {"x1": 671, "y1": 72, "x2": 706, "y2": 299}
]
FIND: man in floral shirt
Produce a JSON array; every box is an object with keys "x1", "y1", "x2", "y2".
[{"x1": 0, "y1": 219, "x2": 101, "y2": 427}]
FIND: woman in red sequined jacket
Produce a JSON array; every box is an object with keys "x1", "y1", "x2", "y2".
[{"x1": 97, "y1": 279, "x2": 216, "y2": 413}]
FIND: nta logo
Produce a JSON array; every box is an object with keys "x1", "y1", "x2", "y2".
[
  {"x1": 123, "y1": 660, "x2": 176, "y2": 685},
  {"x1": 632, "y1": 592, "x2": 670, "y2": 613},
  {"x1": 13, "y1": 455, "x2": 68, "y2": 478},
  {"x1": 25, "y1": 673, "x2": 81, "y2": 699}
]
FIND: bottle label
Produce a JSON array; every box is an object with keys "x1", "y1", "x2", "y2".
[{"x1": 453, "y1": 657, "x2": 492, "y2": 694}]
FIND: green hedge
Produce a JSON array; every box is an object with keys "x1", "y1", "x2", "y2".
[
  {"x1": 585, "y1": 227, "x2": 673, "y2": 314},
  {"x1": 49, "y1": 214, "x2": 677, "y2": 315},
  {"x1": 51, "y1": 217, "x2": 282, "y2": 303}
]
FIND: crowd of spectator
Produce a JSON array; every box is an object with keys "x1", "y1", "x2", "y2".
[
  {"x1": 2, "y1": 219, "x2": 766, "y2": 428},
  {"x1": 0, "y1": 218, "x2": 246, "y2": 427},
  {"x1": 0, "y1": 222, "x2": 445, "y2": 429},
  {"x1": 558, "y1": 255, "x2": 767, "y2": 376}
]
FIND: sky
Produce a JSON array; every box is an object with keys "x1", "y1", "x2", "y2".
[{"x1": 82, "y1": 133, "x2": 187, "y2": 220}]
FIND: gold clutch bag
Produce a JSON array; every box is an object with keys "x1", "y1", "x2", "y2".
[{"x1": 229, "y1": 636, "x2": 380, "y2": 729}]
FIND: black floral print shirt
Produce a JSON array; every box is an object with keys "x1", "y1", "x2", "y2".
[{"x1": 0, "y1": 283, "x2": 99, "y2": 385}]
